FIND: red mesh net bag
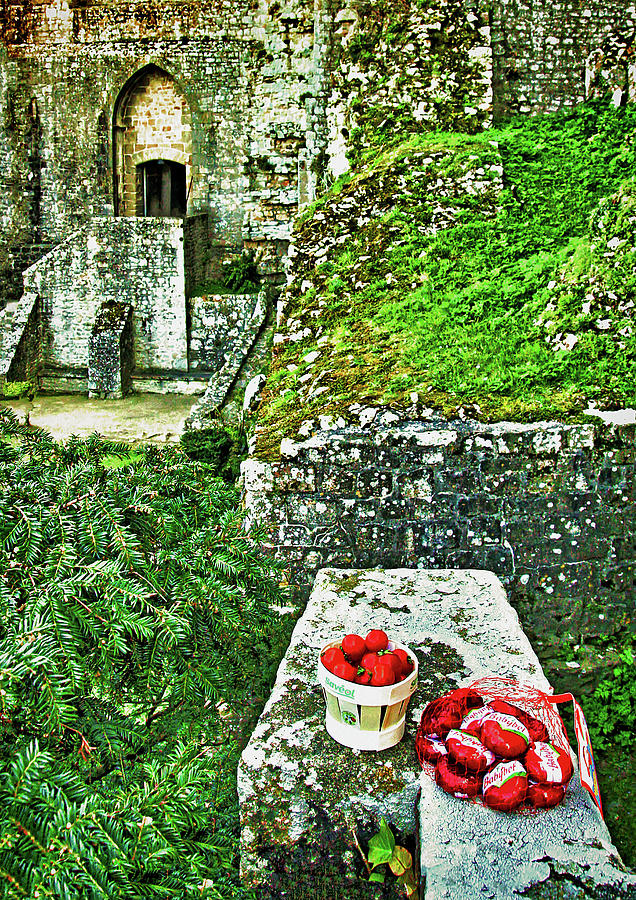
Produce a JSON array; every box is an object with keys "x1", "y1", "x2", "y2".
[
  {"x1": 415, "y1": 677, "x2": 574, "y2": 814},
  {"x1": 466, "y1": 676, "x2": 571, "y2": 755}
]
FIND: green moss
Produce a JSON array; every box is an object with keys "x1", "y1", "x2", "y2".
[
  {"x1": 0, "y1": 381, "x2": 34, "y2": 400},
  {"x1": 332, "y1": 573, "x2": 364, "y2": 593},
  {"x1": 255, "y1": 100, "x2": 636, "y2": 460}
]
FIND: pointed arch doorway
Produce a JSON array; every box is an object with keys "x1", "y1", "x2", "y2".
[
  {"x1": 113, "y1": 65, "x2": 192, "y2": 217},
  {"x1": 137, "y1": 159, "x2": 187, "y2": 217}
]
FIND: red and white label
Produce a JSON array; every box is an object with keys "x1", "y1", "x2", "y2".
[
  {"x1": 526, "y1": 742, "x2": 565, "y2": 783},
  {"x1": 483, "y1": 759, "x2": 526, "y2": 792},
  {"x1": 547, "y1": 692, "x2": 603, "y2": 816},
  {"x1": 461, "y1": 705, "x2": 492, "y2": 734},
  {"x1": 483, "y1": 711, "x2": 530, "y2": 741},
  {"x1": 447, "y1": 729, "x2": 485, "y2": 751}
]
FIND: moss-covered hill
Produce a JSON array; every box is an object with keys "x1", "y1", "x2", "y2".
[{"x1": 254, "y1": 100, "x2": 636, "y2": 461}]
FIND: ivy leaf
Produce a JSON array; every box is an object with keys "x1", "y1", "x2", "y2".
[
  {"x1": 369, "y1": 867, "x2": 387, "y2": 883},
  {"x1": 368, "y1": 817, "x2": 395, "y2": 868},
  {"x1": 388, "y1": 844, "x2": 412, "y2": 877}
]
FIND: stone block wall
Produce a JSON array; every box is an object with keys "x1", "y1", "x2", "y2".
[
  {"x1": 189, "y1": 291, "x2": 265, "y2": 373},
  {"x1": 5, "y1": 294, "x2": 42, "y2": 384},
  {"x1": 184, "y1": 214, "x2": 236, "y2": 296},
  {"x1": 23, "y1": 217, "x2": 186, "y2": 375},
  {"x1": 0, "y1": 0, "x2": 328, "y2": 296},
  {"x1": 4, "y1": 0, "x2": 632, "y2": 310},
  {"x1": 242, "y1": 414, "x2": 635, "y2": 661},
  {"x1": 88, "y1": 301, "x2": 134, "y2": 398},
  {"x1": 490, "y1": 0, "x2": 636, "y2": 118}
]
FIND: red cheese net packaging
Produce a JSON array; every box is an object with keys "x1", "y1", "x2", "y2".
[{"x1": 415, "y1": 676, "x2": 602, "y2": 816}]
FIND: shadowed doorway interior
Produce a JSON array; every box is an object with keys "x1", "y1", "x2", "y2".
[{"x1": 137, "y1": 160, "x2": 187, "y2": 218}]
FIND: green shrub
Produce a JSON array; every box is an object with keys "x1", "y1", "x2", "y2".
[
  {"x1": 0, "y1": 380, "x2": 34, "y2": 399},
  {"x1": 180, "y1": 425, "x2": 247, "y2": 482},
  {"x1": 583, "y1": 646, "x2": 636, "y2": 753},
  {"x1": 222, "y1": 252, "x2": 259, "y2": 293},
  {"x1": 0, "y1": 408, "x2": 290, "y2": 899}
]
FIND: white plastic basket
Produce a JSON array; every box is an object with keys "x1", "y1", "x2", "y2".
[{"x1": 317, "y1": 639, "x2": 418, "y2": 751}]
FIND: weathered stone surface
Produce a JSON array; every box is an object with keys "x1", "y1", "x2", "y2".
[
  {"x1": 242, "y1": 416, "x2": 636, "y2": 672},
  {"x1": 420, "y1": 776, "x2": 636, "y2": 899},
  {"x1": 88, "y1": 301, "x2": 133, "y2": 398},
  {"x1": 237, "y1": 566, "x2": 629, "y2": 898},
  {"x1": 186, "y1": 290, "x2": 268, "y2": 427}
]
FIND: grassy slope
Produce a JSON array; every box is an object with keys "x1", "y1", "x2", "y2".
[{"x1": 255, "y1": 100, "x2": 636, "y2": 459}]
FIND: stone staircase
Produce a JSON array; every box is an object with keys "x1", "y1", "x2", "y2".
[{"x1": 0, "y1": 290, "x2": 40, "y2": 384}]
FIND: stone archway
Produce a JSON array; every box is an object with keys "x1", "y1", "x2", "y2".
[{"x1": 113, "y1": 65, "x2": 192, "y2": 217}]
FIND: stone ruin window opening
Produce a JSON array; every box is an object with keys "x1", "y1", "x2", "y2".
[
  {"x1": 113, "y1": 64, "x2": 192, "y2": 218},
  {"x1": 136, "y1": 159, "x2": 187, "y2": 218}
]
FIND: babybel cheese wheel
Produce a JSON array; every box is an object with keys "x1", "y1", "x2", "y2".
[
  {"x1": 526, "y1": 779, "x2": 567, "y2": 809},
  {"x1": 419, "y1": 697, "x2": 463, "y2": 740},
  {"x1": 488, "y1": 699, "x2": 550, "y2": 743},
  {"x1": 461, "y1": 705, "x2": 493, "y2": 738},
  {"x1": 435, "y1": 756, "x2": 483, "y2": 799},
  {"x1": 416, "y1": 733, "x2": 448, "y2": 765},
  {"x1": 524, "y1": 742, "x2": 574, "y2": 785},
  {"x1": 446, "y1": 729, "x2": 496, "y2": 774},
  {"x1": 480, "y1": 711, "x2": 530, "y2": 758},
  {"x1": 482, "y1": 760, "x2": 527, "y2": 811}
]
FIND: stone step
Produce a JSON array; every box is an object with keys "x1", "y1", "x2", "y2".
[{"x1": 238, "y1": 567, "x2": 635, "y2": 899}]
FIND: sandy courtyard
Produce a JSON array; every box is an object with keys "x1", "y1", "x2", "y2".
[{"x1": 2, "y1": 393, "x2": 197, "y2": 445}]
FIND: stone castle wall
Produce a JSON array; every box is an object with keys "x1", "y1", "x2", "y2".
[
  {"x1": 242, "y1": 413, "x2": 635, "y2": 683},
  {"x1": 490, "y1": 0, "x2": 636, "y2": 118},
  {"x1": 23, "y1": 217, "x2": 187, "y2": 373},
  {"x1": 2, "y1": 0, "x2": 634, "y2": 306}
]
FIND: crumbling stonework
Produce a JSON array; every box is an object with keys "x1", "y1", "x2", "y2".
[
  {"x1": 1, "y1": 1, "x2": 633, "y2": 390},
  {"x1": 242, "y1": 414, "x2": 635, "y2": 685},
  {"x1": 88, "y1": 301, "x2": 134, "y2": 398}
]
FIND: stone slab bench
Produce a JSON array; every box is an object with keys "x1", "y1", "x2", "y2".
[{"x1": 238, "y1": 568, "x2": 635, "y2": 899}]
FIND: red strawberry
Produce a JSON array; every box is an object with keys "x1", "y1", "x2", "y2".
[
  {"x1": 382, "y1": 652, "x2": 403, "y2": 679},
  {"x1": 321, "y1": 647, "x2": 346, "y2": 674},
  {"x1": 332, "y1": 660, "x2": 358, "y2": 682},
  {"x1": 341, "y1": 633, "x2": 367, "y2": 663},
  {"x1": 360, "y1": 651, "x2": 380, "y2": 671},
  {"x1": 370, "y1": 661, "x2": 395, "y2": 686},
  {"x1": 365, "y1": 629, "x2": 389, "y2": 652},
  {"x1": 392, "y1": 648, "x2": 414, "y2": 676}
]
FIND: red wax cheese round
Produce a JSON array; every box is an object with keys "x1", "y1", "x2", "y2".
[
  {"x1": 420, "y1": 697, "x2": 463, "y2": 740},
  {"x1": 524, "y1": 742, "x2": 573, "y2": 785},
  {"x1": 482, "y1": 760, "x2": 527, "y2": 811},
  {"x1": 446, "y1": 729, "x2": 496, "y2": 774},
  {"x1": 489, "y1": 699, "x2": 550, "y2": 743},
  {"x1": 461, "y1": 705, "x2": 493, "y2": 738},
  {"x1": 526, "y1": 779, "x2": 567, "y2": 809},
  {"x1": 416, "y1": 733, "x2": 448, "y2": 765},
  {"x1": 480, "y1": 711, "x2": 530, "y2": 758},
  {"x1": 435, "y1": 756, "x2": 483, "y2": 799}
]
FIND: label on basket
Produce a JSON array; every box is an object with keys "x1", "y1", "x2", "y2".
[
  {"x1": 324, "y1": 674, "x2": 356, "y2": 700},
  {"x1": 547, "y1": 692, "x2": 603, "y2": 816}
]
